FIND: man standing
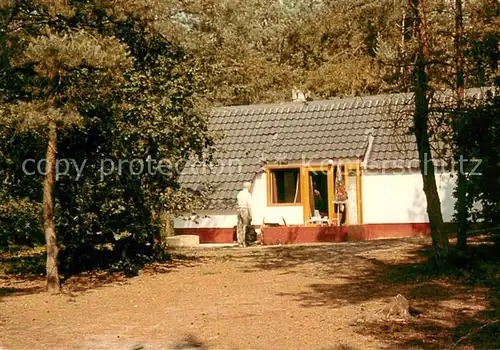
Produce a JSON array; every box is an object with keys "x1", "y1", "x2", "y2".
[{"x1": 236, "y1": 182, "x2": 252, "y2": 247}]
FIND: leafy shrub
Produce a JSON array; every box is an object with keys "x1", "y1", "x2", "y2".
[{"x1": 0, "y1": 196, "x2": 43, "y2": 249}]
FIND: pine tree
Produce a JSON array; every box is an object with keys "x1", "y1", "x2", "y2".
[
  {"x1": 1, "y1": 1, "x2": 132, "y2": 292},
  {"x1": 410, "y1": 0, "x2": 450, "y2": 261}
]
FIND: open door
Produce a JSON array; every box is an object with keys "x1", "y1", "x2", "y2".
[
  {"x1": 302, "y1": 163, "x2": 362, "y2": 225},
  {"x1": 303, "y1": 167, "x2": 332, "y2": 223}
]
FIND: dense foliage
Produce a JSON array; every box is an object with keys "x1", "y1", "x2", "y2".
[
  {"x1": 0, "y1": 0, "x2": 498, "y2": 280},
  {"x1": 0, "y1": 0, "x2": 214, "y2": 279},
  {"x1": 460, "y1": 91, "x2": 500, "y2": 228},
  {"x1": 156, "y1": 0, "x2": 498, "y2": 106}
]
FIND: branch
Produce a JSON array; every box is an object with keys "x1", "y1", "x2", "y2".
[
  {"x1": 329, "y1": 44, "x2": 364, "y2": 61},
  {"x1": 451, "y1": 320, "x2": 500, "y2": 349}
]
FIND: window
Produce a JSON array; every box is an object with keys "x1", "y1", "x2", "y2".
[{"x1": 269, "y1": 168, "x2": 301, "y2": 204}]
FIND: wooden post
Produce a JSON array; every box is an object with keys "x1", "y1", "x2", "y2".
[{"x1": 356, "y1": 162, "x2": 363, "y2": 224}]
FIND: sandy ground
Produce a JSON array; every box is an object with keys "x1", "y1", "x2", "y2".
[{"x1": 1, "y1": 237, "x2": 498, "y2": 350}]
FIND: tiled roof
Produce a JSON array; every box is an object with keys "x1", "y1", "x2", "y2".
[{"x1": 179, "y1": 89, "x2": 485, "y2": 210}]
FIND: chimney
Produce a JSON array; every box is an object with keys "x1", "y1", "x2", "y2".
[{"x1": 292, "y1": 88, "x2": 307, "y2": 102}]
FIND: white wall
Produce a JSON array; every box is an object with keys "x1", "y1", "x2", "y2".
[
  {"x1": 175, "y1": 170, "x2": 460, "y2": 228},
  {"x1": 251, "y1": 172, "x2": 304, "y2": 226},
  {"x1": 174, "y1": 211, "x2": 237, "y2": 229},
  {"x1": 361, "y1": 171, "x2": 456, "y2": 224},
  {"x1": 174, "y1": 171, "x2": 305, "y2": 229}
]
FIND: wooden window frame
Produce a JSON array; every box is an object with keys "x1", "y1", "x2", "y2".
[
  {"x1": 301, "y1": 166, "x2": 333, "y2": 224},
  {"x1": 266, "y1": 166, "x2": 303, "y2": 207},
  {"x1": 265, "y1": 162, "x2": 362, "y2": 224},
  {"x1": 302, "y1": 162, "x2": 363, "y2": 225}
]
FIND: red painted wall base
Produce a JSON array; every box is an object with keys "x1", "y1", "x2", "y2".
[
  {"x1": 175, "y1": 223, "x2": 436, "y2": 245},
  {"x1": 174, "y1": 228, "x2": 234, "y2": 244},
  {"x1": 260, "y1": 223, "x2": 431, "y2": 245}
]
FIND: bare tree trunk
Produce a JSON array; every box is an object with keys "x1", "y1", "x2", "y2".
[
  {"x1": 161, "y1": 210, "x2": 175, "y2": 238},
  {"x1": 151, "y1": 209, "x2": 174, "y2": 258},
  {"x1": 411, "y1": 0, "x2": 449, "y2": 261},
  {"x1": 43, "y1": 120, "x2": 60, "y2": 293},
  {"x1": 455, "y1": 0, "x2": 468, "y2": 251}
]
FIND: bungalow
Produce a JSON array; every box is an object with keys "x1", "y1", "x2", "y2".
[{"x1": 175, "y1": 91, "x2": 471, "y2": 244}]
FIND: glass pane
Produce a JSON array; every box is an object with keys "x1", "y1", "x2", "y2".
[
  {"x1": 271, "y1": 169, "x2": 300, "y2": 203},
  {"x1": 347, "y1": 168, "x2": 358, "y2": 224}
]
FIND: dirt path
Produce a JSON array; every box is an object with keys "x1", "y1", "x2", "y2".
[{"x1": 1, "y1": 238, "x2": 498, "y2": 349}]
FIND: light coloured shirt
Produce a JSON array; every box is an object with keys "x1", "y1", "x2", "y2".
[{"x1": 237, "y1": 189, "x2": 252, "y2": 209}]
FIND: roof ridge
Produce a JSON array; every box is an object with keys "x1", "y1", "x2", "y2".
[
  {"x1": 211, "y1": 92, "x2": 412, "y2": 114},
  {"x1": 210, "y1": 87, "x2": 490, "y2": 115}
]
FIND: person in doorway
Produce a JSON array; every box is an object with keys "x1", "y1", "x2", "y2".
[
  {"x1": 236, "y1": 182, "x2": 252, "y2": 247},
  {"x1": 313, "y1": 181, "x2": 328, "y2": 217},
  {"x1": 312, "y1": 181, "x2": 322, "y2": 213}
]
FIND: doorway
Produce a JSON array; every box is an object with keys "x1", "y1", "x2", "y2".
[
  {"x1": 302, "y1": 163, "x2": 362, "y2": 225},
  {"x1": 308, "y1": 171, "x2": 328, "y2": 218}
]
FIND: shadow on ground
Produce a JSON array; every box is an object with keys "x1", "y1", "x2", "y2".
[
  {"x1": 242, "y1": 237, "x2": 500, "y2": 349},
  {"x1": 243, "y1": 238, "x2": 424, "y2": 272},
  {"x1": 0, "y1": 284, "x2": 45, "y2": 298},
  {"x1": 170, "y1": 334, "x2": 207, "y2": 349},
  {"x1": 2, "y1": 237, "x2": 499, "y2": 349},
  {"x1": 0, "y1": 248, "x2": 205, "y2": 298}
]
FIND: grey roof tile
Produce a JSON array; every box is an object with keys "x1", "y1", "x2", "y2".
[{"x1": 178, "y1": 90, "x2": 479, "y2": 209}]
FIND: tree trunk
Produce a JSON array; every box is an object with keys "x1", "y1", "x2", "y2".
[
  {"x1": 43, "y1": 120, "x2": 60, "y2": 293},
  {"x1": 161, "y1": 210, "x2": 175, "y2": 238},
  {"x1": 411, "y1": 0, "x2": 449, "y2": 261},
  {"x1": 151, "y1": 209, "x2": 174, "y2": 258},
  {"x1": 455, "y1": 0, "x2": 468, "y2": 251}
]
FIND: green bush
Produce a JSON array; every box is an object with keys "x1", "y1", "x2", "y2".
[{"x1": 0, "y1": 197, "x2": 44, "y2": 249}]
